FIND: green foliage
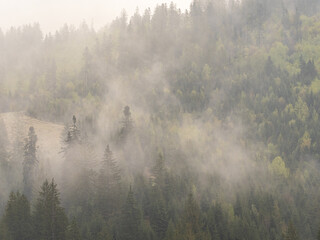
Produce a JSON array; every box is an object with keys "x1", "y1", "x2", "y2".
[
  {"x1": 2, "y1": 0, "x2": 320, "y2": 240},
  {"x1": 285, "y1": 221, "x2": 300, "y2": 240},
  {"x1": 96, "y1": 145, "x2": 122, "y2": 218},
  {"x1": 66, "y1": 218, "x2": 82, "y2": 240},
  {"x1": 2, "y1": 192, "x2": 32, "y2": 240},
  {"x1": 22, "y1": 126, "x2": 38, "y2": 199},
  {"x1": 269, "y1": 156, "x2": 290, "y2": 178},
  {"x1": 311, "y1": 78, "x2": 320, "y2": 93},
  {"x1": 119, "y1": 187, "x2": 142, "y2": 240},
  {"x1": 33, "y1": 179, "x2": 68, "y2": 240}
]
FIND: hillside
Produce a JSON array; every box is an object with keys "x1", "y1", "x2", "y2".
[
  {"x1": 0, "y1": 112, "x2": 64, "y2": 167},
  {"x1": 1, "y1": 0, "x2": 320, "y2": 240}
]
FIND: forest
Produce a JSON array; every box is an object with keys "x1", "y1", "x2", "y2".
[{"x1": 1, "y1": 0, "x2": 320, "y2": 239}]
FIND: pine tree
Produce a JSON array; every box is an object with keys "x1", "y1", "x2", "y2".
[
  {"x1": 66, "y1": 218, "x2": 82, "y2": 240},
  {"x1": 3, "y1": 192, "x2": 32, "y2": 240},
  {"x1": 184, "y1": 193, "x2": 201, "y2": 236},
  {"x1": 45, "y1": 59, "x2": 57, "y2": 93},
  {"x1": 0, "y1": 118, "x2": 11, "y2": 207},
  {"x1": 149, "y1": 189, "x2": 168, "y2": 239},
  {"x1": 60, "y1": 116, "x2": 82, "y2": 181},
  {"x1": 0, "y1": 221, "x2": 12, "y2": 240},
  {"x1": 285, "y1": 221, "x2": 299, "y2": 240},
  {"x1": 151, "y1": 152, "x2": 166, "y2": 188},
  {"x1": 0, "y1": 118, "x2": 9, "y2": 170},
  {"x1": 164, "y1": 220, "x2": 177, "y2": 240},
  {"x1": 176, "y1": 193, "x2": 204, "y2": 240},
  {"x1": 119, "y1": 186, "x2": 142, "y2": 240},
  {"x1": 96, "y1": 145, "x2": 122, "y2": 218},
  {"x1": 119, "y1": 106, "x2": 133, "y2": 142},
  {"x1": 33, "y1": 179, "x2": 68, "y2": 240},
  {"x1": 234, "y1": 193, "x2": 242, "y2": 217},
  {"x1": 101, "y1": 145, "x2": 121, "y2": 186},
  {"x1": 67, "y1": 115, "x2": 81, "y2": 145},
  {"x1": 23, "y1": 126, "x2": 38, "y2": 199}
]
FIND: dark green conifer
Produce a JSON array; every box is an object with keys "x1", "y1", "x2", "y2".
[
  {"x1": 33, "y1": 179, "x2": 68, "y2": 240},
  {"x1": 3, "y1": 192, "x2": 32, "y2": 240},
  {"x1": 23, "y1": 126, "x2": 38, "y2": 199},
  {"x1": 119, "y1": 186, "x2": 142, "y2": 240}
]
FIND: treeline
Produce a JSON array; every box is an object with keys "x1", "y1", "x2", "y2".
[
  {"x1": 0, "y1": 115, "x2": 309, "y2": 240},
  {"x1": 1, "y1": 0, "x2": 320, "y2": 239}
]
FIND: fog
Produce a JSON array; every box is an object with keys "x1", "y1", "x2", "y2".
[
  {"x1": 0, "y1": 0, "x2": 191, "y2": 33},
  {"x1": 0, "y1": 0, "x2": 320, "y2": 239}
]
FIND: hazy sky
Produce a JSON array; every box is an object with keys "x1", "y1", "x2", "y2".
[{"x1": 0, "y1": 0, "x2": 192, "y2": 34}]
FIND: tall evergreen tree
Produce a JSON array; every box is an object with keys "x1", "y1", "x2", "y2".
[
  {"x1": 0, "y1": 118, "x2": 11, "y2": 207},
  {"x1": 119, "y1": 186, "x2": 142, "y2": 240},
  {"x1": 66, "y1": 218, "x2": 82, "y2": 240},
  {"x1": 61, "y1": 115, "x2": 82, "y2": 179},
  {"x1": 0, "y1": 221, "x2": 12, "y2": 240},
  {"x1": 149, "y1": 190, "x2": 168, "y2": 240},
  {"x1": 176, "y1": 193, "x2": 204, "y2": 240},
  {"x1": 33, "y1": 179, "x2": 68, "y2": 240},
  {"x1": 96, "y1": 144, "x2": 122, "y2": 218},
  {"x1": 101, "y1": 145, "x2": 121, "y2": 186},
  {"x1": 0, "y1": 118, "x2": 9, "y2": 170},
  {"x1": 285, "y1": 221, "x2": 299, "y2": 240},
  {"x1": 152, "y1": 152, "x2": 166, "y2": 188},
  {"x1": 2, "y1": 192, "x2": 32, "y2": 240},
  {"x1": 23, "y1": 126, "x2": 38, "y2": 199},
  {"x1": 119, "y1": 106, "x2": 133, "y2": 142}
]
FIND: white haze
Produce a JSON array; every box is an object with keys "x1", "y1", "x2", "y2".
[{"x1": 0, "y1": 0, "x2": 191, "y2": 34}]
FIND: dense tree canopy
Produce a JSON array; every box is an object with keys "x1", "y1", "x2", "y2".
[{"x1": 1, "y1": 0, "x2": 320, "y2": 239}]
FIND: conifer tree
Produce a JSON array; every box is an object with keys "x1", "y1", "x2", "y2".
[
  {"x1": 33, "y1": 179, "x2": 68, "y2": 240},
  {"x1": 101, "y1": 145, "x2": 121, "y2": 186},
  {"x1": 66, "y1": 218, "x2": 82, "y2": 240},
  {"x1": 152, "y1": 153, "x2": 166, "y2": 188},
  {"x1": 119, "y1": 106, "x2": 133, "y2": 142},
  {"x1": 23, "y1": 126, "x2": 38, "y2": 199},
  {"x1": 119, "y1": 186, "x2": 142, "y2": 240},
  {"x1": 148, "y1": 189, "x2": 168, "y2": 239},
  {"x1": 3, "y1": 192, "x2": 32, "y2": 240},
  {"x1": 164, "y1": 220, "x2": 178, "y2": 240},
  {"x1": 0, "y1": 221, "x2": 12, "y2": 240},
  {"x1": 96, "y1": 145, "x2": 122, "y2": 218},
  {"x1": 183, "y1": 193, "x2": 201, "y2": 236},
  {"x1": 61, "y1": 116, "x2": 82, "y2": 179},
  {"x1": 0, "y1": 118, "x2": 9, "y2": 170},
  {"x1": 176, "y1": 193, "x2": 203, "y2": 240},
  {"x1": 285, "y1": 221, "x2": 299, "y2": 240},
  {"x1": 0, "y1": 118, "x2": 11, "y2": 207}
]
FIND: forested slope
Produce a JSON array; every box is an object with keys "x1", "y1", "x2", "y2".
[{"x1": 1, "y1": 0, "x2": 320, "y2": 239}]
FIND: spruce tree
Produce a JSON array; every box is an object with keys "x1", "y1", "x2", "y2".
[
  {"x1": 119, "y1": 186, "x2": 142, "y2": 240},
  {"x1": 97, "y1": 145, "x2": 122, "y2": 218},
  {"x1": 183, "y1": 193, "x2": 201, "y2": 237},
  {"x1": 0, "y1": 118, "x2": 11, "y2": 207},
  {"x1": 66, "y1": 218, "x2": 82, "y2": 240},
  {"x1": 119, "y1": 106, "x2": 133, "y2": 142},
  {"x1": 285, "y1": 221, "x2": 299, "y2": 240},
  {"x1": 151, "y1": 153, "x2": 166, "y2": 188},
  {"x1": 3, "y1": 192, "x2": 32, "y2": 240},
  {"x1": 0, "y1": 118, "x2": 9, "y2": 171},
  {"x1": 23, "y1": 126, "x2": 38, "y2": 199},
  {"x1": 33, "y1": 179, "x2": 68, "y2": 240},
  {"x1": 101, "y1": 145, "x2": 121, "y2": 186},
  {"x1": 149, "y1": 189, "x2": 168, "y2": 239},
  {"x1": 0, "y1": 221, "x2": 12, "y2": 240}
]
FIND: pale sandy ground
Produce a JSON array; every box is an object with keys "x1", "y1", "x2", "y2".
[{"x1": 0, "y1": 112, "x2": 65, "y2": 179}]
